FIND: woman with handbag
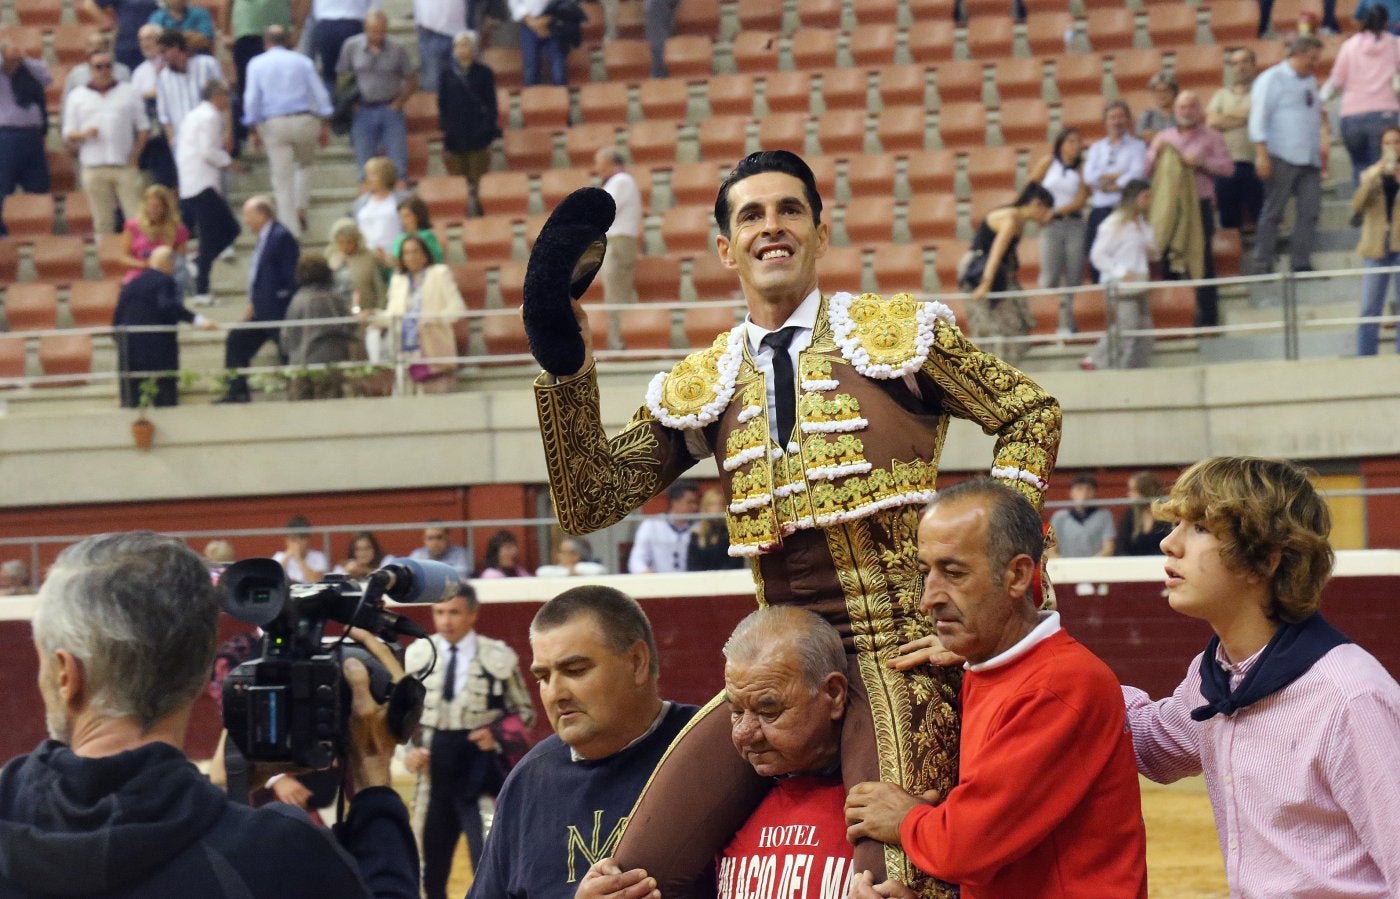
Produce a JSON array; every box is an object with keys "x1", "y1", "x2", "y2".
[
  {"x1": 1082, "y1": 179, "x2": 1158, "y2": 370},
  {"x1": 957, "y1": 181, "x2": 1054, "y2": 363},
  {"x1": 1322, "y1": 4, "x2": 1400, "y2": 187},
  {"x1": 379, "y1": 233, "x2": 467, "y2": 394}
]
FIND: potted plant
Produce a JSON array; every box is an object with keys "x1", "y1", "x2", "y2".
[{"x1": 131, "y1": 378, "x2": 158, "y2": 450}]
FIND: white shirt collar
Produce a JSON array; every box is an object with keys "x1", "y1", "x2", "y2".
[
  {"x1": 743, "y1": 287, "x2": 823, "y2": 355},
  {"x1": 438, "y1": 630, "x2": 477, "y2": 654},
  {"x1": 966, "y1": 610, "x2": 1062, "y2": 672}
]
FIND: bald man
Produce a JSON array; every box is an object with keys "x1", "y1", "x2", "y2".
[{"x1": 217, "y1": 195, "x2": 299, "y2": 403}]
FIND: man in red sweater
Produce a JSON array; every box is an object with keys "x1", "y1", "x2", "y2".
[{"x1": 845, "y1": 480, "x2": 1147, "y2": 899}]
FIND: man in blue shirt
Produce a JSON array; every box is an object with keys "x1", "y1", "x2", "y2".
[
  {"x1": 1250, "y1": 34, "x2": 1329, "y2": 273},
  {"x1": 148, "y1": 0, "x2": 217, "y2": 52}
]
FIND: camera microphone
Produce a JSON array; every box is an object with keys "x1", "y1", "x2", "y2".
[{"x1": 371, "y1": 558, "x2": 462, "y2": 604}]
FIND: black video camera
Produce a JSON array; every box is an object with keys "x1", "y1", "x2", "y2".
[{"x1": 219, "y1": 557, "x2": 456, "y2": 769}]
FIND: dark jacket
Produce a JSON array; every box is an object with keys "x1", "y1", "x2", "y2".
[
  {"x1": 113, "y1": 267, "x2": 194, "y2": 374},
  {"x1": 437, "y1": 60, "x2": 500, "y2": 154},
  {"x1": 250, "y1": 220, "x2": 300, "y2": 321},
  {"x1": 0, "y1": 740, "x2": 418, "y2": 898}
]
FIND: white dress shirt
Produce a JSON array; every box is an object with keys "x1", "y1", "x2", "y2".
[
  {"x1": 63, "y1": 61, "x2": 131, "y2": 98},
  {"x1": 744, "y1": 288, "x2": 821, "y2": 447},
  {"x1": 1083, "y1": 134, "x2": 1148, "y2": 208},
  {"x1": 1089, "y1": 212, "x2": 1157, "y2": 283},
  {"x1": 174, "y1": 100, "x2": 230, "y2": 199},
  {"x1": 413, "y1": 0, "x2": 466, "y2": 36},
  {"x1": 272, "y1": 548, "x2": 330, "y2": 584},
  {"x1": 130, "y1": 58, "x2": 160, "y2": 99},
  {"x1": 438, "y1": 630, "x2": 478, "y2": 704},
  {"x1": 603, "y1": 170, "x2": 642, "y2": 239},
  {"x1": 62, "y1": 81, "x2": 148, "y2": 167}
]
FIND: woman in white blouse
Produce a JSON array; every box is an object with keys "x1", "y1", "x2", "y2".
[
  {"x1": 380, "y1": 233, "x2": 467, "y2": 394},
  {"x1": 1029, "y1": 128, "x2": 1091, "y2": 335},
  {"x1": 1083, "y1": 179, "x2": 1158, "y2": 370}
]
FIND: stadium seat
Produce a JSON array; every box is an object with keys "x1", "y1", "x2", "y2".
[
  {"x1": 501, "y1": 126, "x2": 558, "y2": 172},
  {"x1": 1054, "y1": 53, "x2": 1106, "y2": 98},
  {"x1": 877, "y1": 64, "x2": 928, "y2": 109},
  {"x1": 1213, "y1": 228, "x2": 1243, "y2": 277},
  {"x1": 871, "y1": 243, "x2": 929, "y2": 293},
  {"x1": 462, "y1": 215, "x2": 517, "y2": 264},
  {"x1": 1088, "y1": 9, "x2": 1138, "y2": 53},
  {"x1": 3, "y1": 193, "x2": 55, "y2": 238},
  {"x1": 0, "y1": 239, "x2": 18, "y2": 282},
  {"x1": 964, "y1": 145, "x2": 1018, "y2": 192},
  {"x1": 697, "y1": 115, "x2": 751, "y2": 164},
  {"x1": 1026, "y1": 12, "x2": 1077, "y2": 57},
  {"x1": 664, "y1": 35, "x2": 713, "y2": 78},
  {"x1": 51, "y1": 26, "x2": 92, "y2": 65},
  {"x1": 496, "y1": 87, "x2": 513, "y2": 129},
  {"x1": 539, "y1": 167, "x2": 594, "y2": 210},
  {"x1": 736, "y1": 0, "x2": 783, "y2": 32},
  {"x1": 46, "y1": 151, "x2": 76, "y2": 194},
  {"x1": 935, "y1": 102, "x2": 987, "y2": 150},
  {"x1": 519, "y1": 85, "x2": 570, "y2": 128},
  {"x1": 878, "y1": 105, "x2": 929, "y2": 153},
  {"x1": 477, "y1": 171, "x2": 532, "y2": 217},
  {"x1": 969, "y1": 188, "x2": 1017, "y2": 225},
  {"x1": 493, "y1": 260, "x2": 529, "y2": 309},
  {"x1": 483, "y1": 47, "x2": 523, "y2": 90},
  {"x1": 708, "y1": 74, "x2": 756, "y2": 117},
  {"x1": 604, "y1": 40, "x2": 653, "y2": 82},
  {"x1": 765, "y1": 71, "x2": 812, "y2": 114},
  {"x1": 1172, "y1": 45, "x2": 1225, "y2": 93},
  {"x1": 633, "y1": 165, "x2": 655, "y2": 209},
  {"x1": 1016, "y1": 236, "x2": 1041, "y2": 288},
  {"x1": 683, "y1": 303, "x2": 740, "y2": 345},
  {"x1": 675, "y1": 0, "x2": 720, "y2": 34},
  {"x1": 633, "y1": 256, "x2": 684, "y2": 302},
  {"x1": 907, "y1": 0, "x2": 956, "y2": 21},
  {"x1": 520, "y1": 213, "x2": 550, "y2": 254},
  {"x1": 578, "y1": 81, "x2": 631, "y2": 125},
  {"x1": 932, "y1": 60, "x2": 985, "y2": 104},
  {"x1": 1152, "y1": 284, "x2": 1198, "y2": 333},
  {"x1": 67, "y1": 279, "x2": 120, "y2": 329},
  {"x1": 661, "y1": 205, "x2": 714, "y2": 255},
  {"x1": 448, "y1": 262, "x2": 490, "y2": 309},
  {"x1": 906, "y1": 194, "x2": 959, "y2": 242},
  {"x1": 402, "y1": 92, "x2": 438, "y2": 133},
  {"x1": 628, "y1": 120, "x2": 682, "y2": 166},
  {"x1": 6, "y1": 28, "x2": 43, "y2": 59},
  {"x1": 819, "y1": 68, "x2": 869, "y2": 115},
  {"x1": 731, "y1": 31, "x2": 781, "y2": 72},
  {"x1": 618, "y1": 307, "x2": 675, "y2": 350},
  {"x1": 842, "y1": 196, "x2": 896, "y2": 244},
  {"x1": 819, "y1": 247, "x2": 865, "y2": 292},
  {"x1": 15, "y1": 0, "x2": 62, "y2": 26},
  {"x1": 416, "y1": 174, "x2": 471, "y2": 223},
  {"x1": 565, "y1": 123, "x2": 621, "y2": 167},
  {"x1": 96, "y1": 233, "x2": 126, "y2": 278},
  {"x1": 905, "y1": 20, "x2": 956, "y2": 61},
  {"x1": 1147, "y1": 6, "x2": 1199, "y2": 49},
  {"x1": 1059, "y1": 92, "x2": 1109, "y2": 141},
  {"x1": 997, "y1": 99, "x2": 1050, "y2": 145},
  {"x1": 404, "y1": 134, "x2": 430, "y2": 181},
  {"x1": 639, "y1": 77, "x2": 690, "y2": 122},
  {"x1": 480, "y1": 310, "x2": 531, "y2": 356},
  {"x1": 933, "y1": 240, "x2": 970, "y2": 291},
  {"x1": 995, "y1": 58, "x2": 1046, "y2": 102},
  {"x1": 844, "y1": 153, "x2": 897, "y2": 197},
  {"x1": 807, "y1": 155, "x2": 838, "y2": 200},
  {"x1": 612, "y1": 0, "x2": 647, "y2": 39},
  {"x1": 689, "y1": 254, "x2": 741, "y2": 301},
  {"x1": 966, "y1": 18, "x2": 1015, "y2": 61},
  {"x1": 790, "y1": 28, "x2": 840, "y2": 71},
  {"x1": 1109, "y1": 49, "x2": 1163, "y2": 98},
  {"x1": 904, "y1": 149, "x2": 957, "y2": 197},
  {"x1": 849, "y1": 24, "x2": 898, "y2": 68},
  {"x1": 581, "y1": 0, "x2": 605, "y2": 41},
  {"x1": 0, "y1": 334, "x2": 25, "y2": 384},
  {"x1": 37, "y1": 333, "x2": 93, "y2": 386},
  {"x1": 3, "y1": 283, "x2": 60, "y2": 331},
  {"x1": 31, "y1": 236, "x2": 86, "y2": 284},
  {"x1": 668, "y1": 162, "x2": 722, "y2": 207},
  {"x1": 1208, "y1": 4, "x2": 1259, "y2": 44},
  {"x1": 817, "y1": 109, "x2": 870, "y2": 156},
  {"x1": 1070, "y1": 287, "x2": 1107, "y2": 336},
  {"x1": 797, "y1": 0, "x2": 843, "y2": 29},
  {"x1": 757, "y1": 112, "x2": 808, "y2": 153},
  {"x1": 853, "y1": 0, "x2": 898, "y2": 25}
]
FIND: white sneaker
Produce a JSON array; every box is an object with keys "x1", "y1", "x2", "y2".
[{"x1": 192, "y1": 293, "x2": 214, "y2": 307}]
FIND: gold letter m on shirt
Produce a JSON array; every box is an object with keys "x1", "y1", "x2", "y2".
[{"x1": 565, "y1": 811, "x2": 629, "y2": 883}]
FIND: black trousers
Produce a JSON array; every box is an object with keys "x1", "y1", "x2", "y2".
[
  {"x1": 1163, "y1": 199, "x2": 1220, "y2": 328},
  {"x1": 180, "y1": 189, "x2": 240, "y2": 294},
  {"x1": 1215, "y1": 161, "x2": 1264, "y2": 231},
  {"x1": 1084, "y1": 204, "x2": 1115, "y2": 283},
  {"x1": 223, "y1": 324, "x2": 283, "y2": 399},
  {"x1": 421, "y1": 730, "x2": 497, "y2": 899},
  {"x1": 231, "y1": 36, "x2": 264, "y2": 155}
]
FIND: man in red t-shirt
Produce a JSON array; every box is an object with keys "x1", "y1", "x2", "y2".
[{"x1": 846, "y1": 480, "x2": 1148, "y2": 899}]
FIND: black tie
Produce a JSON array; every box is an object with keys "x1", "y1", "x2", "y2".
[
  {"x1": 442, "y1": 645, "x2": 458, "y2": 702},
  {"x1": 762, "y1": 327, "x2": 799, "y2": 446}
]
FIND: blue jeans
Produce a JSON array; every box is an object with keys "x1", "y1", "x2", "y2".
[
  {"x1": 351, "y1": 104, "x2": 410, "y2": 182},
  {"x1": 313, "y1": 18, "x2": 363, "y2": 87},
  {"x1": 520, "y1": 25, "x2": 566, "y2": 86},
  {"x1": 417, "y1": 27, "x2": 454, "y2": 93},
  {"x1": 1359, "y1": 252, "x2": 1400, "y2": 355},
  {"x1": 1341, "y1": 110, "x2": 1399, "y2": 188}
]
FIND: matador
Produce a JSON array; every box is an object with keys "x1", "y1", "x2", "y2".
[{"x1": 523, "y1": 151, "x2": 1061, "y2": 898}]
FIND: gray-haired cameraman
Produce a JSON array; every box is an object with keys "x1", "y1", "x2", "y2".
[{"x1": 0, "y1": 532, "x2": 419, "y2": 898}]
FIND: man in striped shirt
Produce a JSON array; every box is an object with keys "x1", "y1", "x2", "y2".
[
  {"x1": 155, "y1": 29, "x2": 222, "y2": 149},
  {"x1": 1125, "y1": 456, "x2": 1400, "y2": 897}
]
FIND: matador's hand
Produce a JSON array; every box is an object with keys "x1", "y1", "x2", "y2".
[{"x1": 523, "y1": 187, "x2": 615, "y2": 378}]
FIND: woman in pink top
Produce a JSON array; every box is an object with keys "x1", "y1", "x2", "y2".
[
  {"x1": 477, "y1": 530, "x2": 530, "y2": 578},
  {"x1": 118, "y1": 184, "x2": 190, "y2": 283},
  {"x1": 1324, "y1": 4, "x2": 1400, "y2": 186}
]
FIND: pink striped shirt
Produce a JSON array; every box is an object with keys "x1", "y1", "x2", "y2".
[{"x1": 1123, "y1": 643, "x2": 1400, "y2": 898}]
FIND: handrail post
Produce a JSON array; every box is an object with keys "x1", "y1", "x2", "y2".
[
  {"x1": 1282, "y1": 265, "x2": 1300, "y2": 361},
  {"x1": 1104, "y1": 281, "x2": 1120, "y2": 367}
]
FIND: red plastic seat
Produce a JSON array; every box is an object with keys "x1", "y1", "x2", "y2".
[
  {"x1": 37, "y1": 333, "x2": 93, "y2": 386},
  {"x1": 97, "y1": 233, "x2": 126, "y2": 278},
  {"x1": 31, "y1": 236, "x2": 87, "y2": 284},
  {"x1": 15, "y1": 0, "x2": 62, "y2": 26},
  {"x1": 844, "y1": 153, "x2": 898, "y2": 197},
  {"x1": 877, "y1": 105, "x2": 929, "y2": 154},
  {"x1": 67, "y1": 279, "x2": 120, "y2": 329},
  {"x1": 493, "y1": 260, "x2": 529, "y2": 309},
  {"x1": 638, "y1": 77, "x2": 690, "y2": 122},
  {"x1": 668, "y1": 162, "x2": 723, "y2": 207},
  {"x1": 675, "y1": 0, "x2": 720, "y2": 34},
  {"x1": 965, "y1": 146, "x2": 1018, "y2": 192},
  {"x1": 757, "y1": 112, "x2": 808, "y2": 154},
  {"x1": 1173, "y1": 45, "x2": 1226, "y2": 93},
  {"x1": 47, "y1": 151, "x2": 77, "y2": 194},
  {"x1": 1058, "y1": 92, "x2": 1110, "y2": 141},
  {"x1": 578, "y1": 81, "x2": 631, "y2": 125},
  {"x1": 1147, "y1": 6, "x2": 1199, "y2": 49},
  {"x1": 482, "y1": 47, "x2": 523, "y2": 90},
  {"x1": 689, "y1": 254, "x2": 741, "y2": 302},
  {"x1": 462, "y1": 215, "x2": 517, "y2": 264},
  {"x1": 664, "y1": 35, "x2": 713, "y2": 78},
  {"x1": 904, "y1": 149, "x2": 957, "y2": 197},
  {"x1": 617, "y1": 307, "x2": 675, "y2": 351},
  {"x1": 969, "y1": 188, "x2": 1017, "y2": 226},
  {"x1": 448, "y1": 262, "x2": 490, "y2": 310},
  {"x1": 1209, "y1": 4, "x2": 1260, "y2": 44},
  {"x1": 633, "y1": 256, "x2": 684, "y2": 303},
  {"x1": 0, "y1": 239, "x2": 19, "y2": 282},
  {"x1": 1026, "y1": 13, "x2": 1078, "y2": 56},
  {"x1": 790, "y1": 28, "x2": 839, "y2": 71},
  {"x1": 661, "y1": 205, "x2": 713, "y2": 255},
  {"x1": 932, "y1": 60, "x2": 984, "y2": 104},
  {"x1": 519, "y1": 85, "x2": 571, "y2": 128},
  {"x1": 797, "y1": 0, "x2": 843, "y2": 28},
  {"x1": 877, "y1": 64, "x2": 928, "y2": 109},
  {"x1": 966, "y1": 18, "x2": 1015, "y2": 61},
  {"x1": 819, "y1": 246, "x2": 865, "y2": 292},
  {"x1": 736, "y1": 0, "x2": 783, "y2": 32},
  {"x1": 697, "y1": 115, "x2": 750, "y2": 164},
  {"x1": 501, "y1": 126, "x2": 558, "y2": 172},
  {"x1": 51, "y1": 26, "x2": 93, "y2": 65},
  {"x1": 816, "y1": 109, "x2": 869, "y2": 157},
  {"x1": 3, "y1": 193, "x2": 56, "y2": 238},
  {"x1": 935, "y1": 102, "x2": 987, "y2": 150},
  {"x1": 708, "y1": 73, "x2": 755, "y2": 116},
  {"x1": 0, "y1": 334, "x2": 25, "y2": 384},
  {"x1": 628, "y1": 120, "x2": 682, "y2": 166},
  {"x1": 477, "y1": 171, "x2": 532, "y2": 217},
  {"x1": 871, "y1": 243, "x2": 929, "y2": 293},
  {"x1": 849, "y1": 24, "x2": 898, "y2": 68},
  {"x1": 853, "y1": 0, "x2": 898, "y2": 25},
  {"x1": 907, "y1": 194, "x2": 959, "y2": 242},
  {"x1": 683, "y1": 303, "x2": 740, "y2": 345},
  {"x1": 842, "y1": 196, "x2": 896, "y2": 245},
  {"x1": 998, "y1": 99, "x2": 1050, "y2": 146},
  {"x1": 604, "y1": 40, "x2": 653, "y2": 82},
  {"x1": 417, "y1": 174, "x2": 472, "y2": 223},
  {"x1": 402, "y1": 92, "x2": 438, "y2": 133},
  {"x1": 539, "y1": 167, "x2": 595, "y2": 210},
  {"x1": 764, "y1": 71, "x2": 812, "y2": 114},
  {"x1": 732, "y1": 31, "x2": 781, "y2": 73},
  {"x1": 1054, "y1": 54, "x2": 1107, "y2": 98},
  {"x1": 4, "y1": 283, "x2": 60, "y2": 331},
  {"x1": 565, "y1": 123, "x2": 621, "y2": 167},
  {"x1": 905, "y1": 20, "x2": 956, "y2": 62},
  {"x1": 405, "y1": 133, "x2": 430, "y2": 181},
  {"x1": 480, "y1": 310, "x2": 531, "y2": 356},
  {"x1": 995, "y1": 58, "x2": 1046, "y2": 103},
  {"x1": 1110, "y1": 49, "x2": 1164, "y2": 98},
  {"x1": 819, "y1": 68, "x2": 870, "y2": 112},
  {"x1": 807, "y1": 155, "x2": 838, "y2": 201},
  {"x1": 1089, "y1": 9, "x2": 1139, "y2": 53}
]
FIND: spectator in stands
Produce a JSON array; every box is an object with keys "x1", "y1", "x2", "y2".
[
  {"x1": 119, "y1": 184, "x2": 190, "y2": 283},
  {"x1": 380, "y1": 233, "x2": 467, "y2": 393},
  {"x1": 1251, "y1": 35, "x2": 1328, "y2": 274},
  {"x1": 203, "y1": 539, "x2": 236, "y2": 568},
  {"x1": 274, "y1": 514, "x2": 329, "y2": 583},
  {"x1": 1123, "y1": 456, "x2": 1400, "y2": 898},
  {"x1": 593, "y1": 147, "x2": 641, "y2": 304},
  {"x1": 218, "y1": 195, "x2": 300, "y2": 403},
  {"x1": 113, "y1": 246, "x2": 216, "y2": 407},
  {"x1": 355, "y1": 156, "x2": 406, "y2": 262},
  {"x1": 327, "y1": 218, "x2": 388, "y2": 367},
  {"x1": 1083, "y1": 179, "x2": 1158, "y2": 371},
  {"x1": 509, "y1": 0, "x2": 569, "y2": 87},
  {"x1": 1048, "y1": 474, "x2": 1116, "y2": 557},
  {"x1": 312, "y1": 0, "x2": 375, "y2": 90},
  {"x1": 479, "y1": 530, "x2": 531, "y2": 578},
  {"x1": 0, "y1": 40, "x2": 52, "y2": 238},
  {"x1": 535, "y1": 536, "x2": 606, "y2": 577},
  {"x1": 175, "y1": 80, "x2": 240, "y2": 306},
  {"x1": 132, "y1": 24, "x2": 177, "y2": 188},
  {"x1": 410, "y1": 523, "x2": 473, "y2": 579},
  {"x1": 155, "y1": 30, "x2": 222, "y2": 148},
  {"x1": 644, "y1": 0, "x2": 680, "y2": 78},
  {"x1": 687, "y1": 487, "x2": 743, "y2": 571},
  {"x1": 1352, "y1": 125, "x2": 1400, "y2": 355},
  {"x1": 243, "y1": 25, "x2": 332, "y2": 238},
  {"x1": 1138, "y1": 72, "x2": 1179, "y2": 145},
  {"x1": 1323, "y1": 5, "x2": 1400, "y2": 188},
  {"x1": 413, "y1": 0, "x2": 466, "y2": 92},
  {"x1": 1029, "y1": 129, "x2": 1090, "y2": 335},
  {"x1": 282, "y1": 252, "x2": 356, "y2": 399},
  {"x1": 957, "y1": 182, "x2": 1054, "y2": 365},
  {"x1": 437, "y1": 31, "x2": 499, "y2": 218},
  {"x1": 225, "y1": 0, "x2": 299, "y2": 156},
  {"x1": 64, "y1": 46, "x2": 148, "y2": 237},
  {"x1": 0, "y1": 559, "x2": 30, "y2": 596},
  {"x1": 1084, "y1": 100, "x2": 1148, "y2": 282},
  {"x1": 150, "y1": 0, "x2": 217, "y2": 53},
  {"x1": 1354, "y1": 0, "x2": 1400, "y2": 34},
  {"x1": 1146, "y1": 90, "x2": 1234, "y2": 328},
  {"x1": 84, "y1": 0, "x2": 159, "y2": 70},
  {"x1": 338, "y1": 9, "x2": 416, "y2": 183},
  {"x1": 63, "y1": 32, "x2": 132, "y2": 98},
  {"x1": 336, "y1": 530, "x2": 388, "y2": 583},
  {"x1": 392, "y1": 195, "x2": 444, "y2": 263},
  {"x1": 1208, "y1": 48, "x2": 1263, "y2": 235},
  {"x1": 627, "y1": 480, "x2": 699, "y2": 574},
  {"x1": 1115, "y1": 470, "x2": 1172, "y2": 556}
]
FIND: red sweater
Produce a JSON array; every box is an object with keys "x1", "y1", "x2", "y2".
[
  {"x1": 716, "y1": 776, "x2": 853, "y2": 899},
  {"x1": 900, "y1": 629, "x2": 1147, "y2": 898}
]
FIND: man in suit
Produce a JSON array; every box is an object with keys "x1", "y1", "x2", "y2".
[
  {"x1": 114, "y1": 246, "x2": 217, "y2": 407},
  {"x1": 219, "y1": 195, "x2": 299, "y2": 403},
  {"x1": 403, "y1": 583, "x2": 534, "y2": 899}
]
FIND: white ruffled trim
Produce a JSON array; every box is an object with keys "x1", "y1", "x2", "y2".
[
  {"x1": 787, "y1": 441, "x2": 800, "y2": 454},
  {"x1": 645, "y1": 326, "x2": 745, "y2": 429},
  {"x1": 801, "y1": 378, "x2": 839, "y2": 391},
  {"x1": 812, "y1": 489, "x2": 939, "y2": 528},
  {"x1": 800, "y1": 417, "x2": 868, "y2": 434},
  {"x1": 723, "y1": 444, "x2": 768, "y2": 472},
  {"x1": 728, "y1": 543, "x2": 765, "y2": 557},
  {"x1": 773, "y1": 481, "x2": 807, "y2": 498},
  {"x1": 728, "y1": 493, "x2": 773, "y2": 513},
  {"x1": 771, "y1": 446, "x2": 785, "y2": 460},
  {"x1": 737, "y1": 404, "x2": 763, "y2": 423},
  {"x1": 990, "y1": 465, "x2": 1049, "y2": 492},
  {"x1": 827, "y1": 291, "x2": 955, "y2": 380},
  {"x1": 780, "y1": 516, "x2": 816, "y2": 536},
  {"x1": 806, "y1": 461, "x2": 874, "y2": 481}
]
